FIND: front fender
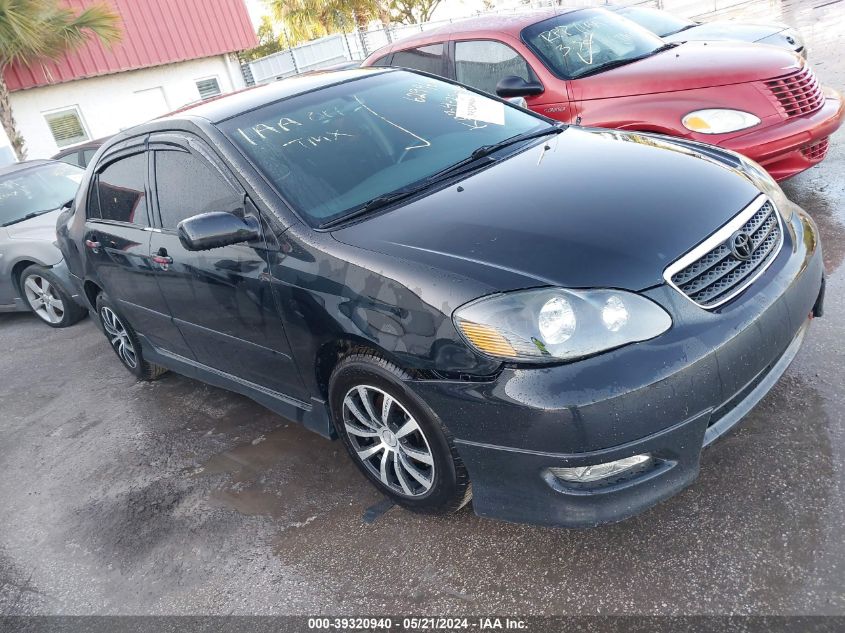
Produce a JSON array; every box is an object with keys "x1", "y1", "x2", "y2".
[
  {"x1": 1, "y1": 239, "x2": 63, "y2": 282},
  {"x1": 575, "y1": 83, "x2": 782, "y2": 143},
  {"x1": 0, "y1": 240, "x2": 65, "y2": 307}
]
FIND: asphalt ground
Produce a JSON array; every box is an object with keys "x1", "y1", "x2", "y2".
[{"x1": 1, "y1": 0, "x2": 844, "y2": 617}]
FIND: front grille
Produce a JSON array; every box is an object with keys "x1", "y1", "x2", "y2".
[
  {"x1": 666, "y1": 200, "x2": 783, "y2": 309},
  {"x1": 764, "y1": 65, "x2": 824, "y2": 119},
  {"x1": 801, "y1": 137, "x2": 830, "y2": 161}
]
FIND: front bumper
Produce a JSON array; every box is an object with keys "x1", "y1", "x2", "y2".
[
  {"x1": 721, "y1": 89, "x2": 844, "y2": 180},
  {"x1": 411, "y1": 207, "x2": 824, "y2": 527}
]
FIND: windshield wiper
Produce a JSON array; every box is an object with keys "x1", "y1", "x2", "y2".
[
  {"x1": 430, "y1": 125, "x2": 564, "y2": 181},
  {"x1": 665, "y1": 24, "x2": 699, "y2": 36},
  {"x1": 575, "y1": 43, "x2": 678, "y2": 78},
  {"x1": 319, "y1": 181, "x2": 438, "y2": 229},
  {"x1": 319, "y1": 126, "x2": 564, "y2": 229},
  {"x1": 1, "y1": 209, "x2": 52, "y2": 227}
]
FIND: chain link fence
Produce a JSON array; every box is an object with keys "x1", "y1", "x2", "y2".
[{"x1": 244, "y1": 0, "x2": 756, "y2": 85}]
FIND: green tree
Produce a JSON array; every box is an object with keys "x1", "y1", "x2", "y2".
[
  {"x1": 0, "y1": 0, "x2": 121, "y2": 160},
  {"x1": 389, "y1": 0, "x2": 441, "y2": 24},
  {"x1": 264, "y1": 0, "x2": 442, "y2": 47},
  {"x1": 266, "y1": 0, "x2": 381, "y2": 45},
  {"x1": 240, "y1": 15, "x2": 286, "y2": 62}
]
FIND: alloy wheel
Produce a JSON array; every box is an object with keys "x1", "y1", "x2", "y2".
[
  {"x1": 23, "y1": 275, "x2": 65, "y2": 324},
  {"x1": 342, "y1": 385, "x2": 435, "y2": 497},
  {"x1": 100, "y1": 306, "x2": 138, "y2": 369}
]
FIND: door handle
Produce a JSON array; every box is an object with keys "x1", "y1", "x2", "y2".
[
  {"x1": 85, "y1": 239, "x2": 101, "y2": 250},
  {"x1": 151, "y1": 248, "x2": 173, "y2": 267}
]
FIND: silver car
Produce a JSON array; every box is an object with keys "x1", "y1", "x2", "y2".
[
  {"x1": 614, "y1": 5, "x2": 806, "y2": 58},
  {"x1": 0, "y1": 160, "x2": 87, "y2": 327}
]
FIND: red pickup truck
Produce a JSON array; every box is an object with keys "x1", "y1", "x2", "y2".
[{"x1": 364, "y1": 7, "x2": 844, "y2": 180}]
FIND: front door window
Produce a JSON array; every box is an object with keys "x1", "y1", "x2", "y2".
[{"x1": 455, "y1": 40, "x2": 537, "y2": 96}]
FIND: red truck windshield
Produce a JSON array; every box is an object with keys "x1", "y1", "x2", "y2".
[{"x1": 523, "y1": 8, "x2": 667, "y2": 79}]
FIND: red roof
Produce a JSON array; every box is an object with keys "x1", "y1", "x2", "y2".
[{"x1": 5, "y1": 0, "x2": 257, "y2": 92}]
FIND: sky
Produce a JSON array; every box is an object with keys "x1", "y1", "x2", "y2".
[{"x1": 241, "y1": 0, "x2": 512, "y2": 29}]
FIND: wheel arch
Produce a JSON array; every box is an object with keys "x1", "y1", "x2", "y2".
[
  {"x1": 83, "y1": 279, "x2": 103, "y2": 310},
  {"x1": 314, "y1": 336, "x2": 422, "y2": 401},
  {"x1": 10, "y1": 259, "x2": 40, "y2": 294}
]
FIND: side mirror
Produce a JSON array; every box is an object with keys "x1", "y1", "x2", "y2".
[
  {"x1": 496, "y1": 75, "x2": 544, "y2": 99},
  {"x1": 177, "y1": 212, "x2": 260, "y2": 251}
]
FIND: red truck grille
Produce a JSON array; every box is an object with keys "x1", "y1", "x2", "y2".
[
  {"x1": 801, "y1": 137, "x2": 830, "y2": 161},
  {"x1": 765, "y1": 66, "x2": 824, "y2": 118},
  {"x1": 764, "y1": 65, "x2": 824, "y2": 118}
]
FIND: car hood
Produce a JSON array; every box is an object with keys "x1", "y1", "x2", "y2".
[
  {"x1": 574, "y1": 41, "x2": 802, "y2": 99},
  {"x1": 332, "y1": 127, "x2": 761, "y2": 293},
  {"x1": 664, "y1": 22, "x2": 785, "y2": 45},
  {"x1": 5, "y1": 209, "x2": 62, "y2": 242}
]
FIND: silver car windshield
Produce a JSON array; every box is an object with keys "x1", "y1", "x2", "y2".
[
  {"x1": 617, "y1": 7, "x2": 695, "y2": 38},
  {"x1": 0, "y1": 162, "x2": 84, "y2": 226}
]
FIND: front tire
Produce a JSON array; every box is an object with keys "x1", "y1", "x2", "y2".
[
  {"x1": 329, "y1": 352, "x2": 471, "y2": 514},
  {"x1": 19, "y1": 265, "x2": 86, "y2": 328},
  {"x1": 95, "y1": 292, "x2": 168, "y2": 381}
]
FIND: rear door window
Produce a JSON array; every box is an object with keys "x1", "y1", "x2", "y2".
[
  {"x1": 57, "y1": 151, "x2": 83, "y2": 167},
  {"x1": 391, "y1": 43, "x2": 446, "y2": 76},
  {"x1": 455, "y1": 40, "x2": 536, "y2": 95},
  {"x1": 370, "y1": 53, "x2": 394, "y2": 67},
  {"x1": 91, "y1": 153, "x2": 149, "y2": 226},
  {"x1": 81, "y1": 148, "x2": 97, "y2": 167}
]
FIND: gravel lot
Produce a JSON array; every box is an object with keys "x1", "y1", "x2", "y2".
[{"x1": 1, "y1": 0, "x2": 844, "y2": 617}]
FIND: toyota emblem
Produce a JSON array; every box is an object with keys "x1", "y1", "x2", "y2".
[{"x1": 730, "y1": 231, "x2": 753, "y2": 261}]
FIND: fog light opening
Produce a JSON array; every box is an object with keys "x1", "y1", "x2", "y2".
[{"x1": 550, "y1": 454, "x2": 652, "y2": 483}]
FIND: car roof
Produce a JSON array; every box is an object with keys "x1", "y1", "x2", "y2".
[
  {"x1": 0, "y1": 159, "x2": 59, "y2": 178},
  {"x1": 369, "y1": 8, "x2": 579, "y2": 56},
  {"x1": 160, "y1": 67, "x2": 393, "y2": 124},
  {"x1": 51, "y1": 137, "x2": 109, "y2": 157}
]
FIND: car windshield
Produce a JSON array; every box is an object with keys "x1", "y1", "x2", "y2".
[
  {"x1": 522, "y1": 8, "x2": 668, "y2": 79},
  {"x1": 221, "y1": 71, "x2": 549, "y2": 226},
  {"x1": 617, "y1": 7, "x2": 696, "y2": 37},
  {"x1": 0, "y1": 162, "x2": 83, "y2": 226}
]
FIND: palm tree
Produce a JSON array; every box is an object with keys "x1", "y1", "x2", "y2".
[
  {"x1": 390, "y1": 0, "x2": 441, "y2": 24},
  {"x1": 0, "y1": 0, "x2": 121, "y2": 160},
  {"x1": 267, "y1": 0, "x2": 380, "y2": 44}
]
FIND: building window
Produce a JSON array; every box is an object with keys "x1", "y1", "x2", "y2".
[
  {"x1": 44, "y1": 106, "x2": 90, "y2": 148},
  {"x1": 195, "y1": 77, "x2": 222, "y2": 100}
]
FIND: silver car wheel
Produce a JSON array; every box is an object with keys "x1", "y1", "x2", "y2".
[
  {"x1": 342, "y1": 385, "x2": 435, "y2": 497},
  {"x1": 100, "y1": 306, "x2": 138, "y2": 369},
  {"x1": 23, "y1": 275, "x2": 65, "y2": 324}
]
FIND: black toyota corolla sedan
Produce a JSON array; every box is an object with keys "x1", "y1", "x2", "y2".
[{"x1": 57, "y1": 68, "x2": 824, "y2": 527}]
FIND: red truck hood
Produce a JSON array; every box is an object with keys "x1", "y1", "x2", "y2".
[{"x1": 574, "y1": 41, "x2": 803, "y2": 99}]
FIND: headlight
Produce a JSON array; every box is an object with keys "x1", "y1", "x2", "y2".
[
  {"x1": 682, "y1": 109, "x2": 761, "y2": 134},
  {"x1": 736, "y1": 155, "x2": 793, "y2": 221},
  {"x1": 454, "y1": 288, "x2": 672, "y2": 363}
]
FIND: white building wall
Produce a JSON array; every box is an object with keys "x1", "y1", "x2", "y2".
[{"x1": 9, "y1": 53, "x2": 246, "y2": 160}]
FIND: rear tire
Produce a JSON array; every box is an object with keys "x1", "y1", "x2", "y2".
[
  {"x1": 19, "y1": 265, "x2": 86, "y2": 328},
  {"x1": 95, "y1": 292, "x2": 168, "y2": 381},
  {"x1": 329, "y1": 351, "x2": 471, "y2": 514}
]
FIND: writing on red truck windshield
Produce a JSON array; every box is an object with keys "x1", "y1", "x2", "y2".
[{"x1": 525, "y1": 9, "x2": 664, "y2": 78}]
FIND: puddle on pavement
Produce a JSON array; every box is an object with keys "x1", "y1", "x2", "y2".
[
  {"x1": 194, "y1": 422, "x2": 382, "y2": 529},
  {"x1": 783, "y1": 178, "x2": 845, "y2": 275}
]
